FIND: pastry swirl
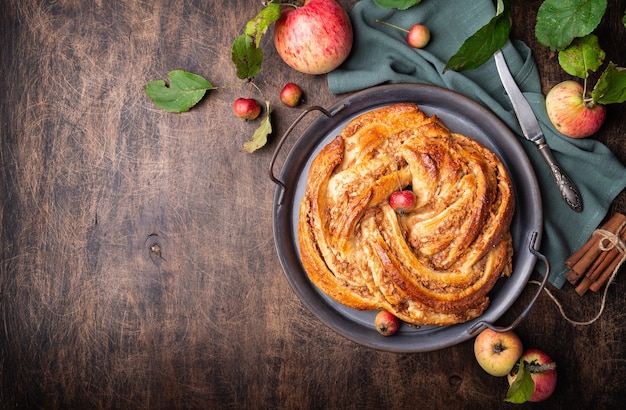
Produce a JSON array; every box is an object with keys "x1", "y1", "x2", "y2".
[{"x1": 298, "y1": 103, "x2": 514, "y2": 326}]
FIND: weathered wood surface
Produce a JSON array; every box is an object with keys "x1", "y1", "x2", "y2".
[{"x1": 1, "y1": 0, "x2": 624, "y2": 408}]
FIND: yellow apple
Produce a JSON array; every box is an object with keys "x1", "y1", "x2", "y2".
[{"x1": 474, "y1": 328, "x2": 523, "y2": 377}]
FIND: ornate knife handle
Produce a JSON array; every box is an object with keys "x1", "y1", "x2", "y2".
[{"x1": 537, "y1": 142, "x2": 583, "y2": 212}]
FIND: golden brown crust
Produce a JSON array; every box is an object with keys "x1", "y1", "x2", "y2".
[{"x1": 298, "y1": 103, "x2": 515, "y2": 326}]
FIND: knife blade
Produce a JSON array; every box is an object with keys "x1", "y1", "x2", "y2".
[{"x1": 494, "y1": 50, "x2": 583, "y2": 212}]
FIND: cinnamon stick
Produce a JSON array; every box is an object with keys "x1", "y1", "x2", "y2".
[
  {"x1": 565, "y1": 232, "x2": 597, "y2": 269},
  {"x1": 565, "y1": 269, "x2": 580, "y2": 284},
  {"x1": 575, "y1": 276, "x2": 593, "y2": 296},
  {"x1": 589, "y1": 226, "x2": 626, "y2": 292},
  {"x1": 566, "y1": 213, "x2": 626, "y2": 285},
  {"x1": 589, "y1": 254, "x2": 623, "y2": 292},
  {"x1": 585, "y1": 251, "x2": 611, "y2": 281},
  {"x1": 575, "y1": 248, "x2": 616, "y2": 295},
  {"x1": 565, "y1": 235, "x2": 597, "y2": 286},
  {"x1": 586, "y1": 247, "x2": 619, "y2": 282}
]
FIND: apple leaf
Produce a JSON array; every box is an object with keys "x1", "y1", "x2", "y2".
[
  {"x1": 373, "y1": 0, "x2": 421, "y2": 10},
  {"x1": 535, "y1": 0, "x2": 607, "y2": 50},
  {"x1": 232, "y1": 34, "x2": 264, "y2": 80},
  {"x1": 558, "y1": 34, "x2": 605, "y2": 78},
  {"x1": 145, "y1": 70, "x2": 213, "y2": 113},
  {"x1": 245, "y1": 2, "x2": 281, "y2": 48},
  {"x1": 592, "y1": 62, "x2": 626, "y2": 104},
  {"x1": 504, "y1": 361, "x2": 534, "y2": 404},
  {"x1": 444, "y1": 0, "x2": 511, "y2": 72},
  {"x1": 243, "y1": 101, "x2": 272, "y2": 153},
  {"x1": 231, "y1": 2, "x2": 280, "y2": 80}
]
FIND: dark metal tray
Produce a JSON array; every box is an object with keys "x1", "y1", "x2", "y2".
[{"x1": 271, "y1": 84, "x2": 544, "y2": 353}]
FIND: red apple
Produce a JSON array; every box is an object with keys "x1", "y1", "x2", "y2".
[
  {"x1": 389, "y1": 190, "x2": 416, "y2": 214},
  {"x1": 374, "y1": 310, "x2": 400, "y2": 336},
  {"x1": 407, "y1": 24, "x2": 430, "y2": 48},
  {"x1": 507, "y1": 349, "x2": 557, "y2": 402},
  {"x1": 473, "y1": 328, "x2": 524, "y2": 377},
  {"x1": 233, "y1": 98, "x2": 261, "y2": 120},
  {"x1": 545, "y1": 80, "x2": 606, "y2": 138},
  {"x1": 273, "y1": 0, "x2": 353, "y2": 75},
  {"x1": 280, "y1": 82, "x2": 303, "y2": 107}
]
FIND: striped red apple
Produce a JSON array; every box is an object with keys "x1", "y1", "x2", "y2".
[
  {"x1": 273, "y1": 0, "x2": 353, "y2": 75},
  {"x1": 545, "y1": 80, "x2": 606, "y2": 138}
]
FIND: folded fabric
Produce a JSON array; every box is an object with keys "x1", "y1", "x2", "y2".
[{"x1": 327, "y1": 0, "x2": 626, "y2": 288}]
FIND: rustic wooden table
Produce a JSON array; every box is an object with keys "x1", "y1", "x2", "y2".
[{"x1": 1, "y1": 1, "x2": 624, "y2": 408}]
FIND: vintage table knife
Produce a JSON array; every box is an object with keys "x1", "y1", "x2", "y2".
[{"x1": 494, "y1": 50, "x2": 583, "y2": 212}]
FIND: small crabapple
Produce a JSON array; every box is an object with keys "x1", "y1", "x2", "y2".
[
  {"x1": 376, "y1": 20, "x2": 431, "y2": 48},
  {"x1": 280, "y1": 82, "x2": 303, "y2": 107},
  {"x1": 233, "y1": 98, "x2": 261, "y2": 120},
  {"x1": 406, "y1": 24, "x2": 430, "y2": 48},
  {"x1": 374, "y1": 310, "x2": 400, "y2": 336},
  {"x1": 389, "y1": 190, "x2": 416, "y2": 214}
]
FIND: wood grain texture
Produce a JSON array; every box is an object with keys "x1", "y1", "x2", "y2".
[{"x1": 1, "y1": 0, "x2": 624, "y2": 408}]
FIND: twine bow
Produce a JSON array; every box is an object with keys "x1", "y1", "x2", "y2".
[{"x1": 596, "y1": 220, "x2": 626, "y2": 256}]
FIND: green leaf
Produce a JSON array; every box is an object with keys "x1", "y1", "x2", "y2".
[
  {"x1": 592, "y1": 62, "x2": 626, "y2": 104},
  {"x1": 505, "y1": 361, "x2": 535, "y2": 404},
  {"x1": 444, "y1": 0, "x2": 511, "y2": 72},
  {"x1": 373, "y1": 0, "x2": 421, "y2": 10},
  {"x1": 231, "y1": 34, "x2": 264, "y2": 80},
  {"x1": 494, "y1": 0, "x2": 506, "y2": 15},
  {"x1": 243, "y1": 101, "x2": 272, "y2": 153},
  {"x1": 535, "y1": 0, "x2": 607, "y2": 50},
  {"x1": 245, "y1": 3, "x2": 281, "y2": 48},
  {"x1": 145, "y1": 70, "x2": 213, "y2": 112},
  {"x1": 558, "y1": 34, "x2": 605, "y2": 78}
]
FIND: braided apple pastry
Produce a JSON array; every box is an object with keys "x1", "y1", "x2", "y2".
[{"x1": 298, "y1": 103, "x2": 514, "y2": 326}]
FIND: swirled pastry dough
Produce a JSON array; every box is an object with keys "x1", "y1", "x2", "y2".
[{"x1": 298, "y1": 103, "x2": 514, "y2": 326}]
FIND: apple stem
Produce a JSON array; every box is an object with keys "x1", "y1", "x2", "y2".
[
  {"x1": 580, "y1": 76, "x2": 599, "y2": 106},
  {"x1": 376, "y1": 19, "x2": 409, "y2": 34},
  {"x1": 393, "y1": 158, "x2": 404, "y2": 191},
  {"x1": 583, "y1": 98, "x2": 596, "y2": 108}
]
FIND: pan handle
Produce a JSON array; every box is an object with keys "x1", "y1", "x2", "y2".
[
  {"x1": 269, "y1": 105, "x2": 344, "y2": 202},
  {"x1": 468, "y1": 231, "x2": 549, "y2": 336}
]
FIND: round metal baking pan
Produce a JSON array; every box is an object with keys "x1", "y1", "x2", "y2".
[{"x1": 271, "y1": 84, "x2": 543, "y2": 353}]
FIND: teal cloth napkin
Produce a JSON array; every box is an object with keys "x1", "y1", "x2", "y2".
[{"x1": 327, "y1": 0, "x2": 626, "y2": 288}]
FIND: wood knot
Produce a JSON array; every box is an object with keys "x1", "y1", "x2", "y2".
[
  {"x1": 150, "y1": 243, "x2": 161, "y2": 258},
  {"x1": 448, "y1": 375, "x2": 462, "y2": 389},
  {"x1": 145, "y1": 233, "x2": 166, "y2": 265}
]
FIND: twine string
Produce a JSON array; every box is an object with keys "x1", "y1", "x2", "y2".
[{"x1": 531, "y1": 221, "x2": 625, "y2": 326}]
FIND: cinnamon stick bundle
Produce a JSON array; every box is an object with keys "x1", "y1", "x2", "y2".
[{"x1": 565, "y1": 213, "x2": 626, "y2": 296}]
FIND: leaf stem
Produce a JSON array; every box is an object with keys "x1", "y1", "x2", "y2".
[
  {"x1": 250, "y1": 80, "x2": 266, "y2": 100},
  {"x1": 274, "y1": 0, "x2": 301, "y2": 9},
  {"x1": 525, "y1": 361, "x2": 557, "y2": 373}
]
